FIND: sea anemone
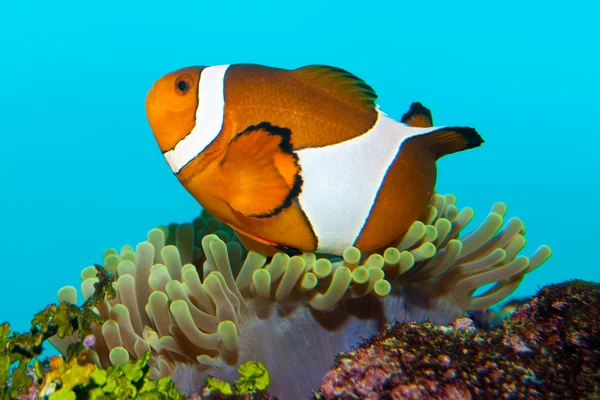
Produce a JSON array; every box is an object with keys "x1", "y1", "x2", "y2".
[{"x1": 49, "y1": 193, "x2": 551, "y2": 399}]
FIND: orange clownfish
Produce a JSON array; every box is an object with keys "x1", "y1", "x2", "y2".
[{"x1": 145, "y1": 64, "x2": 483, "y2": 256}]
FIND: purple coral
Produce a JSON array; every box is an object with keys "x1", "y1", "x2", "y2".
[
  {"x1": 83, "y1": 334, "x2": 95, "y2": 350},
  {"x1": 314, "y1": 280, "x2": 600, "y2": 399},
  {"x1": 12, "y1": 367, "x2": 41, "y2": 400}
]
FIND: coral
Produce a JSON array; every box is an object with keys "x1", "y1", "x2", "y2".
[
  {"x1": 40, "y1": 356, "x2": 96, "y2": 397},
  {"x1": 314, "y1": 280, "x2": 600, "y2": 400},
  {"x1": 1, "y1": 270, "x2": 114, "y2": 399},
  {"x1": 49, "y1": 193, "x2": 551, "y2": 399},
  {"x1": 0, "y1": 270, "x2": 188, "y2": 400}
]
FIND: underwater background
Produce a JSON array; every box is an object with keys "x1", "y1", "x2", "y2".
[{"x1": 0, "y1": 0, "x2": 597, "y2": 354}]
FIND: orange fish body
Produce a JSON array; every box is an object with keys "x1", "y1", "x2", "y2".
[{"x1": 146, "y1": 64, "x2": 483, "y2": 256}]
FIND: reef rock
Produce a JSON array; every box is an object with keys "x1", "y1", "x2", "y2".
[{"x1": 314, "y1": 280, "x2": 600, "y2": 400}]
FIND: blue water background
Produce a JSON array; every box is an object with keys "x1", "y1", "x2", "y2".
[{"x1": 0, "y1": 0, "x2": 597, "y2": 352}]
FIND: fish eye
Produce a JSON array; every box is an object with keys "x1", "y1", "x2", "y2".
[{"x1": 175, "y1": 75, "x2": 193, "y2": 95}]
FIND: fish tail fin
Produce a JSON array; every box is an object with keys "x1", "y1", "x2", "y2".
[{"x1": 408, "y1": 126, "x2": 484, "y2": 160}]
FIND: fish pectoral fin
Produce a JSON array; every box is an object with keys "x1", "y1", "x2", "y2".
[
  {"x1": 409, "y1": 126, "x2": 485, "y2": 160},
  {"x1": 401, "y1": 102, "x2": 434, "y2": 128},
  {"x1": 220, "y1": 122, "x2": 302, "y2": 218},
  {"x1": 293, "y1": 65, "x2": 378, "y2": 111}
]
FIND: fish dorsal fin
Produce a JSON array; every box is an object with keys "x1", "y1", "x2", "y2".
[
  {"x1": 220, "y1": 122, "x2": 302, "y2": 219},
  {"x1": 294, "y1": 65, "x2": 378, "y2": 111},
  {"x1": 401, "y1": 102, "x2": 433, "y2": 128}
]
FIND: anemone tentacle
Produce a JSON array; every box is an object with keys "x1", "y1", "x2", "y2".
[{"x1": 49, "y1": 193, "x2": 551, "y2": 398}]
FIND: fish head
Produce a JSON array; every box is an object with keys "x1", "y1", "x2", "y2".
[{"x1": 145, "y1": 66, "x2": 202, "y2": 152}]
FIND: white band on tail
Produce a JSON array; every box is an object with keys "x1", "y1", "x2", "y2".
[{"x1": 163, "y1": 64, "x2": 231, "y2": 174}]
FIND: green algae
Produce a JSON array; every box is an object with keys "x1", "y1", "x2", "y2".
[
  {"x1": 0, "y1": 264, "x2": 184, "y2": 399},
  {"x1": 205, "y1": 360, "x2": 271, "y2": 396},
  {"x1": 0, "y1": 260, "x2": 272, "y2": 399},
  {"x1": 235, "y1": 361, "x2": 270, "y2": 394}
]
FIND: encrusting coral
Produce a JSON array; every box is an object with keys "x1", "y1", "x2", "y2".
[
  {"x1": 48, "y1": 193, "x2": 551, "y2": 399},
  {"x1": 314, "y1": 280, "x2": 600, "y2": 399}
]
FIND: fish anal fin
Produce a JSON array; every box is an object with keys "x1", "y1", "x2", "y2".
[
  {"x1": 293, "y1": 65, "x2": 378, "y2": 111},
  {"x1": 234, "y1": 227, "x2": 279, "y2": 247},
  {"x1": 221, "y1": 122, "x2": 302, "y2": 218},
  {"x1": 234, "y1": 229, "x2": 303, "y2": 257},
  {"x1": 410, "y1": 127, "x2": 484, "y2": 160},
  {"x1": 401, "y1": 102, "x2": 433, "y2": 128}
]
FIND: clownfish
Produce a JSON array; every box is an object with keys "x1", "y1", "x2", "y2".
[{"x1": 145, "y1": 64, "x2": 483, "y2": 256}]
